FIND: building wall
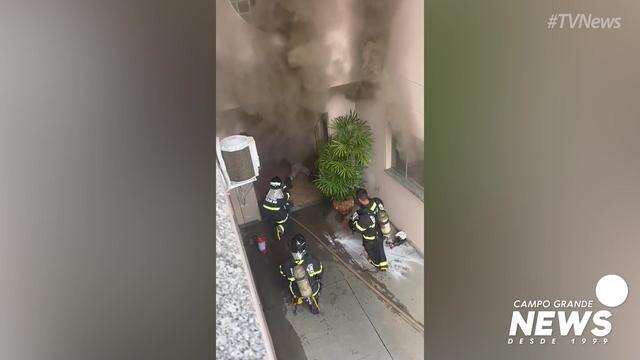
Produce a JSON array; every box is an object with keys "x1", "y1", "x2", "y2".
[
  {"x1": 215, "y1": 0, "x2": 257, "y2": 114},
  {"x1": 326, "y1": 91, "x2": 356, "y2": 136},
  {"x1": 358, "y1": 0, "x2": 425, "y2": 252}
]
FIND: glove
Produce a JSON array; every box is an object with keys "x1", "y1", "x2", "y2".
[
  {"x1": 292, "y1": 297, "x2": 304, "y2": 305},
  {"x1": 348, "y1": 220, "x2": 357, "y2": 232}
]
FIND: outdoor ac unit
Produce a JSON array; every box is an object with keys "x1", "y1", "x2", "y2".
[{"x1": 216, "y1": 135, "x2": 260, "y2": 190}]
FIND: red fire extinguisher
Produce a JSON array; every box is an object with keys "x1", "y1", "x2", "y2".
[{"x1": 256, "y1": 235, "x2": 268, "y2": 254}]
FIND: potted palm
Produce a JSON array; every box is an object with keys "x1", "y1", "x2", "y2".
[{"x1": 314, "y1": 110, "x2": 373, "y2": 215}]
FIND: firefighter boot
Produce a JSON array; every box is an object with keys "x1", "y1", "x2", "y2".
[{"x1": 306, "y1": 297, "x2": 320, "y2": 314}]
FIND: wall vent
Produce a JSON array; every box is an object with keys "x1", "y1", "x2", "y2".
[{"x1": 217, "y1": 135, "x2": 260, "y2": 190}]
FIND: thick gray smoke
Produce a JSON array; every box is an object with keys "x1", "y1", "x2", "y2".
[{"x1": 216, "y1": 0, "x2": 399, "y2": 168}]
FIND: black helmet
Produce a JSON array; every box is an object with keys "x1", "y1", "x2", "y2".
[
  {"x1": 355, "y1": 188, "x2": 368, "y2": 200},
  {"x1": 270, "y1": 176, "x2": 283, "y2": 188},
  {"x1": 355, "y1": 187, "x2": 370, "y2": 206},
  {"x1": 289, "y1": 234, "x2": 307, "y2": 263}
]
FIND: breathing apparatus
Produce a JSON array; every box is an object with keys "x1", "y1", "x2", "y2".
[
  {"x1": 377, "y1": 210, "x2": 392, "y2": 237},
  {"x1": 289, "y1": 234, "x2": 319, "y2": 311}
]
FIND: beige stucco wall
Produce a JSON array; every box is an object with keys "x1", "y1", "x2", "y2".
[
  {"x1": 358, "y1": 0, "x2": 425, "y2": 252},
  {"x1": 215, "y1": 0, "x2": 255, "y2": 113},
  {"x1": 326, "y1": 91, "x2": 356, "y2": 135}
]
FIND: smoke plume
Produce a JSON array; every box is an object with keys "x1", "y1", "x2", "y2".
[{"x1": 216, "y1": 0, "x2": 400, "y2": 168}]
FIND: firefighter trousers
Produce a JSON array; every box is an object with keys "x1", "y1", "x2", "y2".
[
  {"x1": 363, "y1": 236, "x2": 388, "y2": 269},
  {"x1": 266, "y1": 211, "x2": 289, "y2": 240}
]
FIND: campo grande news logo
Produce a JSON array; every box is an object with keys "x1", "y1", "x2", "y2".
[{"x1": 507, "y1": 274, "x2": 628, "y2": 345}]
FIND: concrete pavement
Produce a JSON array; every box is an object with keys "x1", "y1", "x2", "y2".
[{"x1": 239, "y1": 204, "x2": 424, "y2": 360}]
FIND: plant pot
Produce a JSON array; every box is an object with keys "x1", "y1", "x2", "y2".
[{"x1": 332, "y1": 198, "x2": 354, "y2": 216}]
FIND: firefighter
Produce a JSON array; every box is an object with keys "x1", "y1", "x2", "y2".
[
  {"x1": 279, "y1": 234, "x2": 323, "y2": 314},
  {"x1": 349, "y1": 188, "x2": 388, "y2": 271},
  {"x1": 261, "y1": 176, "x2": 291, "y2": 240},
  {"x1": 355, "y1": 187, "x2": 384, "y2": 217}
]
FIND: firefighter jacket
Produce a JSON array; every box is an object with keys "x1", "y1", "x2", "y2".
[
  {"x1": 262, "y1": 185, "x2": 291, "y2": 222},
  {"x1": 364, "y1": 197, "x2": 384, "y2": 216},
  {"x1": 350, "y1": 197, "x2": 385, "y2": 239},
  {"x1": 349, "y1": 207, "x2": 378, "y2": 241}
]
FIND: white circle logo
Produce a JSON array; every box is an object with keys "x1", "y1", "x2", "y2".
[{"x1": 595, "y1": 274, "x2": 628, "y2": 308}]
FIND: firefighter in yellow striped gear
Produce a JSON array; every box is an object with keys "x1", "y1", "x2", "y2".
[
  {"x1": 261, "y1": 176, "x2": 291, "y2": 240},
  {"x1": 279, "y1": 234, "x2": 323, "y2": 314},
  {"x1": 349, "y1": 188, "x2": 388, "y2": 271}
]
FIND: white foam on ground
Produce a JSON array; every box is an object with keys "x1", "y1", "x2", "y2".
[
  {"x1": 324, "y1": 229, "x2": 424, "y2": 279},
  {"x1": 383, "y1": 240, "x2": 424, "y2": 279}
]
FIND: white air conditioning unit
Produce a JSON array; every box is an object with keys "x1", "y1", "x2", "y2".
[{"x1": 216, "y1": 135, "x2": 260, "y2": 190}]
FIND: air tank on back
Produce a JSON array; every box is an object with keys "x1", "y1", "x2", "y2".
[
  {"x1": 377, "y1": 210, "x2": 392, "y2": 237},
  {"x1": 293, "y1": 265, "x2": 313, "y2": 298}
]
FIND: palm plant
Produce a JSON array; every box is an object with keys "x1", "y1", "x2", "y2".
[{"x1": 314, "y1": 110, "x2": 373, "y2": 202}]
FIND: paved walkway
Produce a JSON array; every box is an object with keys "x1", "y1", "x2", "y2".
[{"x1": 240, "y1": 204, "x2": 424, "y2": 360}]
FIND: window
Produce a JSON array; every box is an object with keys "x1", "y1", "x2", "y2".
[
  {"x1": 386, "y1": 131, "x2": 424, "y2": 201},
  {"x1": 228, "y1": 0, "x2": 255, "y2": 22},
  {"x1": 314, "y1": 112, "x2": 330, "y2": 154}
]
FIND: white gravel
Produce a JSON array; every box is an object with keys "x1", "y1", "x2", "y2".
[{"x1": 215, "y1": 166, "x2": 268, "y2": 359}]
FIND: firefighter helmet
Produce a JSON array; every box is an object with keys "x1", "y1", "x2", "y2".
[
  {"x1": 355, "y1": 188, "x2": 368, "y2": 200},
  {"x1": 270, "y1": 176, "x2": 283, "y2": 188},
  {"x1": 289, "y1": 234, "x2": 307, "y2": 263}
]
